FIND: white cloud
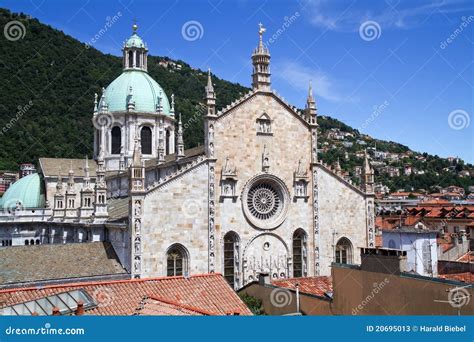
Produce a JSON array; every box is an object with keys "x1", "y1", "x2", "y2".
[
  {"x1": 274, "y1": 60, "x2": 344, "y2": 102},
  {"x1": 305, "y1": 0, "x2": 474, "y2": 32}
]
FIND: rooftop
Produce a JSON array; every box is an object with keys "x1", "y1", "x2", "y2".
[
  {"x1": 272, "y1": 276, "x2": 332, "y2": 298},
  {"x1": 0, "y1": 273, "x2": 252, "y2": 316},
  {"x1": 0, "y1": 242, "x2": 127, "y2": 288}
]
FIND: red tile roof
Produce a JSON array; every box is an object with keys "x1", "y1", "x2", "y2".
[
  {"x1": 457, "y1": 252, "x2": 474, "y2": 263},
  {"x1": 438, "y1": 272, "x2": 473, "y2": 284},
  {"x1": 0, "y1": 273, "x2": 252, "y2": 316},
  {"x1": 135, "y1": 296, "x2": 218, "y2": 316},
  {"x1": 272, "y1": 276, "x2": 332, "y2": 297}
]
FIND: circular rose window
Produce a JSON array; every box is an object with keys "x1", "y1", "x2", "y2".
[{"x1": 242, "y1": 174, "x2": 289, "y2": 229}]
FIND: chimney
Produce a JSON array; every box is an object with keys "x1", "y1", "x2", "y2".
[
  {"x1": 52, "y1": 307, "x2": 60, "y2": 316},
  {"x1": 258, "y1": 272, "x2": 271, "y2": 286},
  {"x1": 75, "y1": 301, "x2": 85, "y2": 316}
]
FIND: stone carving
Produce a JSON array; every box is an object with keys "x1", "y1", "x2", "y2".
[
  {"x1": 208, "y1": 163, "x2": 216, "y2": 272},
  {"x1": 294, "y1": 159, "x2": 309, "y2": 199},
  {"x1": 134, "y1": 200, "x2": 141, "y2": 216},
  {"x1": 220, "y1": 157, "x2": 237, "y2": 199},
  {"x1": 262, "y1": 144, "x2": 270, "y2": 172},
  {"x1": 312, "y1": 168, "x2": 320, "y2": 275}
]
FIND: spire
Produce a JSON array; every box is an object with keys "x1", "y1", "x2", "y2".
[
  {"x1": 132, "y1": 131, "x2": 142, "y2": 167},
  {"x1": 251, "y1": 23, "x2": 271, "y2": 91},
  {"x1": 305, "y1": 80, "x2": 317, "y2": 122},
  {"x1": 56, "y1": 168, "x2": 63, "y2": 193},
  {"x1": 170, "y1": 94, "x2": 175, "y2": 117},
  {"x1": 156, "y1": 90, "x2": 163, "y2": 114},
  {"x1": 204, "y1": 68, "x2": 216, "y2": 116},
  {"x1": 99, "y1": 87, "x2": 108, "y2": 113},
  {"x1": 127, "y1": 86, "x2": 135, "y2": 111},
  {"x1": 84, "y1": 156, "x2": 91, "y2": 188},
  {"x1": 176, "y1": 113, "x2": 185, "y2": 159},
  {"x1": 67, "y1": 161, "x2": 75, "y2": 193},
  {"x1": 362, "y1": 150, "x2": 374, "y2": 193},
  {"x1": 157, "y1": 123, "x2": 165, "y2": 164},
  {"x1": 93, "y1": 93, "x2": 98, "y2": 114}
]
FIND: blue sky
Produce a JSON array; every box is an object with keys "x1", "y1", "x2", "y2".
[{"x1": 3, "y1": 0, "x2": 473, "y2": 162}]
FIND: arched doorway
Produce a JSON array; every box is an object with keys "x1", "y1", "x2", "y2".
[{"x1": 335, "y1": 237, "x2": 353, "y2": 264}]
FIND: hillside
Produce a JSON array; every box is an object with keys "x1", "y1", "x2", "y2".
[{"x1": 0, "y1": 8, "x2": 472, "y2": 194}]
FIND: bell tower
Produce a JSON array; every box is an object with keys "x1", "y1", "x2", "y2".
[{"x1": 251, "y1": 23, "x2": 271, "y2": 91}]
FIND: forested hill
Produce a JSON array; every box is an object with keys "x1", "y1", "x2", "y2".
[{"x1": 0, "y1": 8, "x2": 472, "y2": 193}]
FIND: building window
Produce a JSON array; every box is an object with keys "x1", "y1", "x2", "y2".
[
  {"x1": 335, "y1": 237, "x2": 353, "y2": 264},
  {"x1": 141, "y1": 126, "x2": 152, "y2": 155},
  {"x1": 111, "y1": 126, "x2": 121, "y2": 155},
  {"x1": 166, "y1": 244, "x2": 189, "y2": 276},
  {"x1": 293, "y1": 229, "x2": 307, "y2": 277},
  {"x1": 165, "y1": 129, "x2": 171, "y2": 155},
  {"x1": 223, "y1": 232, "x2": 240, "y2": 288},
  {"x1": 128, "y1": 51, "x2": 133, "y2": 67}
]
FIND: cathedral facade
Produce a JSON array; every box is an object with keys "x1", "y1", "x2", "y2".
[{"x1": 0, "y1": 24, "x2": 375, "y2": 289}]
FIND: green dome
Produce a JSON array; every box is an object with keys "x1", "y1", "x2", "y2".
[
  {"x1": 0, "y1": 173, "x2": 45, "y2": 209},
  {"x1": 101, "y1": 70, "x2": 171, "y2": 114},
  {"x1": 125, "y1": 32, "x2": 146, "y2": 48}
]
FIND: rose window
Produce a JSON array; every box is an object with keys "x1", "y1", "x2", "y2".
[
  {"x1": 248, "y1": 183, "x2": 280, "y2": 220},
  {"x1": 242, "y1": 175, "x2": 289, "y2": 229}
]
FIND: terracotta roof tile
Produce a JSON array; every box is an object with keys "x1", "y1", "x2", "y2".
[
  {"x1": 438, "y1": 272, "x2": 473, "y2": 284},
  {"x1": 0, "y1": 273, "x2": 252, "y2": 316},
  {"x1": 272, "y1": 276, "x2": 332, "y2": 297}
]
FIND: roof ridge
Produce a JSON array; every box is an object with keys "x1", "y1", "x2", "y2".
[
  {"x1": 146, "y1": 295, "x2": 219, "y2": 316},
  {"x1": 0, "y1": 272, "x2": 223, "y2": 294}
]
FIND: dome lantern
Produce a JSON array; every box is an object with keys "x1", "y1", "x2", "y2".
[{"x1": 123, "y1": 23, "x2": 148, "y2": 71}]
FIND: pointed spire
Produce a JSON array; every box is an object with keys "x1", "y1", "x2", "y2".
[
  {"x1": 176, "y1": 113, "x2": 185, "y2": 159},
  {"x1": 170, "y1": 94, "x2": 175, "y2": 117},
  {"x1": 157, "y1": 123, "x2": 165, "y2": 164},
  {"x1": 132, "y1": 130, "x2": 142, "y2": 167},
  {"x1": 67, "y1": 161, "x2": 75, "y2": 192},
  {"x1": 99, "y1": 87, "x2": 108, "y2": 112},
  {"x1": 56, "y1": 168, "x2": 63, "y2": 193},
  {"x1": 362, "y1": 149, "x2": 374, "y2": 193},
  {"x1": 93, "y1": 93, "x2": 98, "y2": 113},
  {"x1": 156, "y1": 90, "x2": 163, "y2": 114},
  {"x1": 84, "y1": 156, "x2": 91, "y2": 189},
  {"x1": 306, "y1": 80, "x2": 317, "y2": 122},
  {"x1": 127, "y1": 86, "x2": 135, "y2": 111},
  {"x1": 252, "y1": 23, "x2": 271, "y2": 91},
  {"x1": 205, "y1": 68, "x2": 216, "y2": 116}
]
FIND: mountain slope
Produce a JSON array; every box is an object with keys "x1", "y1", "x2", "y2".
[{"x1": 0, "y1": 8, "x2": 472, "y2": 193}]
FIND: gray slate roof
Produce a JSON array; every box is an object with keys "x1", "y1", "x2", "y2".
[{"x1": 0, "y1": 242, "x2": 127, "y2": 287}]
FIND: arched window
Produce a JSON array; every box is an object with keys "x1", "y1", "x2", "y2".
[
  {"x1": 111, "y1": 126, "x2": 121, "y2": 155},
  {"x1": 136, "y1": 52, "x2": 141, "y2": 67},
  {"x1": 166, "y1": 244, "x2": 189, "y2": 276},
  {"x1": 141, "y1": 126, "x2": 152, "y2": 154},
  {"x1": 223, "y1": 232, "x2": 240, "y2": 288},
  {"x1": 293, "y1": 229, "x2": 307, "y2": 277},
  {"x1": 165, "y1": 129, "x2": 171, "y2": 155},
  {"x1": 335, "y1": 237, "x2": 353, "y2": 264},
  {"x1": 128, "y1": 51, "x2": 133, "y2": 67},
  {"x1": 25, "y1": 240, "x2": 29, "y2": 245}
]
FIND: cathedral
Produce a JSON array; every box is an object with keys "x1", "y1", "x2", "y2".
[{"x1": 0, "y1": 24, "x2": 375, "y2": 289}]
